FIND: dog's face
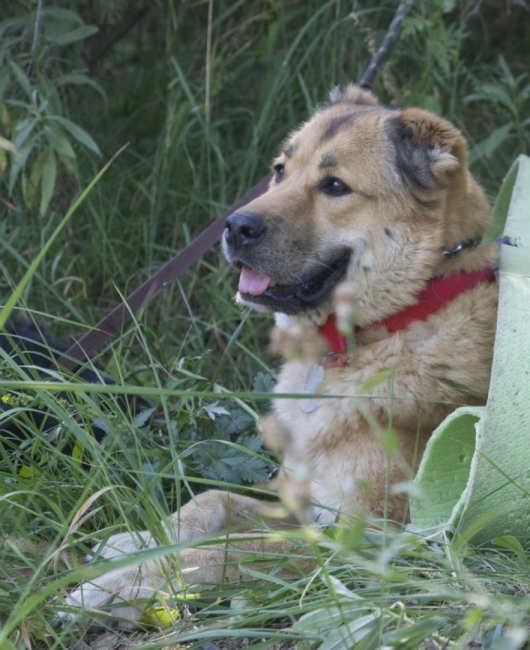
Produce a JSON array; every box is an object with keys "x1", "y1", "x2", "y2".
[{"x1": 223, "y1": 85, "x2": 491, "y2": 321}]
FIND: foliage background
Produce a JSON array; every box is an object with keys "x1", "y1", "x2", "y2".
[
  {"x1": 1, "y1": 0, "x2": 529, "y2": 358},
  {"x1": 1, "y1": 0, "x2": 530, "y2": 648}
]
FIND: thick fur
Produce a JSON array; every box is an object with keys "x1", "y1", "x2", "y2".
[{"x1": 62, "y1": 85, "x2": 498, "y2": 625}]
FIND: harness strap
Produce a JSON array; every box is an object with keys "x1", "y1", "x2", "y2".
[{"x1": 59, "y1": 175, "x2": 271, "y2": 370}]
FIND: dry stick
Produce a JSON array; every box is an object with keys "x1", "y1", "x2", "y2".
[
  {"x1": 359, "y1": 0, "x2": 415, "y2": 87},
  {"x1": 60, "y1": 1, "x2": 415, "y2": 370},
  {"x1": 88, "y1": 4, "x2": 150, "y2": 71},
  {"x1": 26, "y1": 0, "x2": 44, "y2": 79}
]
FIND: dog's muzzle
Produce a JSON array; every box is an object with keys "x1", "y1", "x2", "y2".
[{"x1": 224, "y1": 211, "x2": 266, "y2": 252}]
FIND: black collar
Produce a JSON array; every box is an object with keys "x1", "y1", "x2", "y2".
[{"x1": 443, "y1": 238, "x2": 480, "y2": 259}]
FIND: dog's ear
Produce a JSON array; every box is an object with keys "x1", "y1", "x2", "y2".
[
  {"x1": 389, "y1": 108, "x2": 467, "y2": 191},
  {"x1": 328, "y1": 83, "x2": 378, "y2": 107}
]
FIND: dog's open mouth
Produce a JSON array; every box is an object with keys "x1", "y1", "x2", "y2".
[{"x1": 235, "y1": 250, "x2": 351, "y2": 314}]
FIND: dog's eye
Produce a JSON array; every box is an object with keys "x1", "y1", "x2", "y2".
[
  {"x1": 273, "y1": 163, "x2": 285, "y2": 183},
  {"x1": 319, "y1": 177, "x2": 351, "y2": 196}
]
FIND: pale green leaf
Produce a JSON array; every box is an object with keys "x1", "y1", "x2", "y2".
[
  {"x1": 465, "y1": 83, "x2": 515, "y2": 113},
  {"x1": 384, "y1": 616, "x2": 449, "y2": 648},
  {"x1": 0, "y1": 136, "x2": 18, "y2": 155},
  {"x1": 8, "y1": 135, "x2": 35, "y2": 194},
  {"x1": 26, "y1": 150, "x2": 48, "y2": 209},
  {"x1": 133, "y1": 407, "x2": 156, "y2": 429},
  {"x1": 53, "y1": 25, "x2": 99, "y2": 46},
  {"x1": 0, "y1": 17, "x2": 28, "y2": 39},
  {"x1": 39, "y1": 149, "x2": 57, "y2": 216},
  {"x1": 469, "y1": 123, "x2": 513, "y2": 164},
  {"x1": 9, "y1": 61, "x2": 33, "y2": 100},
  {"x1": 45, "y1": 124, "x2": 76, "y2": 159},
  {"x1": 47, "y1": 115, "x2": 100, "y2": 155},
  {"x1": 0, "y1": 65, "x2": 11, "y2": 99},
  {"x1": 491, "y1": 159, "x2": 519, "y2": 239},
  {"x1": 42, "y1": 7, "x2": 84, "y2": 24},
  {"x1": 318, "y1": 614, "x2": 379, "y2": 650},
  {"x1": 55, "y1": 73, "x2": 106, "y2": 100},
  {"x1": 498, "y1": 55, "x2": 515, "y2": 86},
  {"x1": 293, "y1": 603, "x2": 372, "y2": 634},
  {"x1": 493, "y1": 535, "x2": 527, "y2": 560},
  {"x1": 12, "y1": 117, "x2": 37, "y2": 149}
]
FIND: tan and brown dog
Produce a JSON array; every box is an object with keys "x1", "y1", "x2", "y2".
[{"x1": 63, "y1": 85, "x2": 498, "y2": 625}]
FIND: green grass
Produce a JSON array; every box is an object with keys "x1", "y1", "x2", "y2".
[{"x1": 1, "y1": 0, "x2": 530, "y2": 648}]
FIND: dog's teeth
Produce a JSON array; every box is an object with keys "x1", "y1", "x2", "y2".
[{"x1": 269, "y1": 280, "x2": 277, "y2": 288}]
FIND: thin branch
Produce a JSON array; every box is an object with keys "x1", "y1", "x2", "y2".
[
  {"x1": 359, "y1": 0, "x2": 414, "y2": 88},
  {"x1": 88, "y1": 4, "x2": 150, "y2": 70},
  {"x1": 27, "y1": 0, "x2": 44, "y2": 78}
]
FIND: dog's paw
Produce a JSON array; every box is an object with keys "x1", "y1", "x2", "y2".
[
  {"x1": 58, "y1": 530, "x2": 161, "y2": 627},
  {"x1": 58, "y1": 565, "x2": 162, "y2": 628}
]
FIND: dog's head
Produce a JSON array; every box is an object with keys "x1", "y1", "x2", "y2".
[{"x1": 223, "y1": 84, "x2": 491, "y2": 323}]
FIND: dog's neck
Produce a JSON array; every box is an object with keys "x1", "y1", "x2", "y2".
[{"x1": 320, "y1": 266, "x2": 496, "y2": 353}]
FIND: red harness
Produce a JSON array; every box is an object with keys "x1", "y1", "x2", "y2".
[{"x1": 319, "y1": 267, "x2": 496, "y2": 355}]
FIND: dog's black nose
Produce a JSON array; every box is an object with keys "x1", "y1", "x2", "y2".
[{"x1": 224, "y1": 212, "x2": 265, "y2": 248}]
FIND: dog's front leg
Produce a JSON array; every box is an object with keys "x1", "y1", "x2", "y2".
[{"x1": 60, "y1": 489, "x2": 295, "y2": 626}]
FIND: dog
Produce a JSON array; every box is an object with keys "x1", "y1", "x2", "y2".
[{"x1": 61, "y1": 84, "x2": 498, "y2": 625}]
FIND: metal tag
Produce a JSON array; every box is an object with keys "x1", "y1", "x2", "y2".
[{"x1": 299, "y1": 364, "x2": 325, "y2": 413}]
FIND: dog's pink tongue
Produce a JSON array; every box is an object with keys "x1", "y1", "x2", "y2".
[{"x1": 238, "y1": 266, "x2": 271, "y2": 295}]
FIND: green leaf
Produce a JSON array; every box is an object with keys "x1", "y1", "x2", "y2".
[
  {"x1": 498, "y1": 55, "x2": 515, "y2": 86},
  {"x1": 193, "y1": 434, "x2": 270, "y2": 484},
  {"x1": 44, "y1": 124, "x2": 76, "y2": 159},
  {"x1": 55, "y1": 73, "x2": 106, "y2": 100},
  {"x1": 465, "y1": 83, "x2": 515, "y2": 114},
  {"x1": 491, "y1": 158, "x2": 519, "y2": 239},
  {"x1": 0, "y1": 143, "x2": 128, "y2": 331},
  {"x1": 0, "y1": 136, "x2": 18, "y2": 155},
  {"x1": 133, "y1": 407, "x2": 156, "y2": 429},
  {"x1": 42, "y1": 7, "x2": 84, "y2": 24},
  {"x1": 469, "y1": 123, "x2": 513, "y2": 164},
  {"x1": 47, "y1": 115, "x2": 100, "y2": 155},
  {"x1": 203, "y1": 402, "x2": 230, "y2": 421},
  {"x1": 12, "y1": 116, "x2": 38, "y2": 150},
  {"x1": 26, "y1": 149, "x2": 47, "y2": 209},
  {"x1": 9, "y1": 61, "x2": 33, "y2": 100},
  {"x1": 319, "y1": 614, "x2": 380, "y2": 650},
  {"x1": 0, "y1": 65, "x2": 11, "y2": 99},
  {"x1": 0, "y1": 17, "x2": 28, "y2": 39},
  {"x1": 237, "y1": 456, "x2": 270, "y2": 483},
  {"x1": 383, "y1": 616, "x2": 449, "y2": 648},
  {"x1": 521, "y1": 83, "x2": 530, "y2": 101},
  {"x1": 493, "y1": 535, "x2": 527, "y2": 560},
  {"x1": 52, "y1": 25, "x2": 99, "y2": 46},
  {"x1": 8, "y1": 135, "x2": 35, "y2": 194},
  {"x1": 252, "y1": 371, "x2": 275, "y2": 393},
  {"x1": 293, "y1": 603, "x2": 372, "y2": 634},
  {"x1": 92, "y1": 418, "x2": 112, "y2": 435},
  {"x1": 18, "y1": 465, "x2": 39, "y2": 480},
  {"x1": 39, "y1": 149, "x2": 57, "y2": 216},
  {"x1": 214, "y1": 408, "x2": 253, "y2": 434}
]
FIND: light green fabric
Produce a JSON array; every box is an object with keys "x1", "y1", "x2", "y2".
[{"x1": 410, "y1": 155, "x2": 530, "y2": 545}]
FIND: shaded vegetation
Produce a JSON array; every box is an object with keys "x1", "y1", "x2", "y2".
[{"x1": 1, "y1": 1, "x2": 530, "y2": 648}]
